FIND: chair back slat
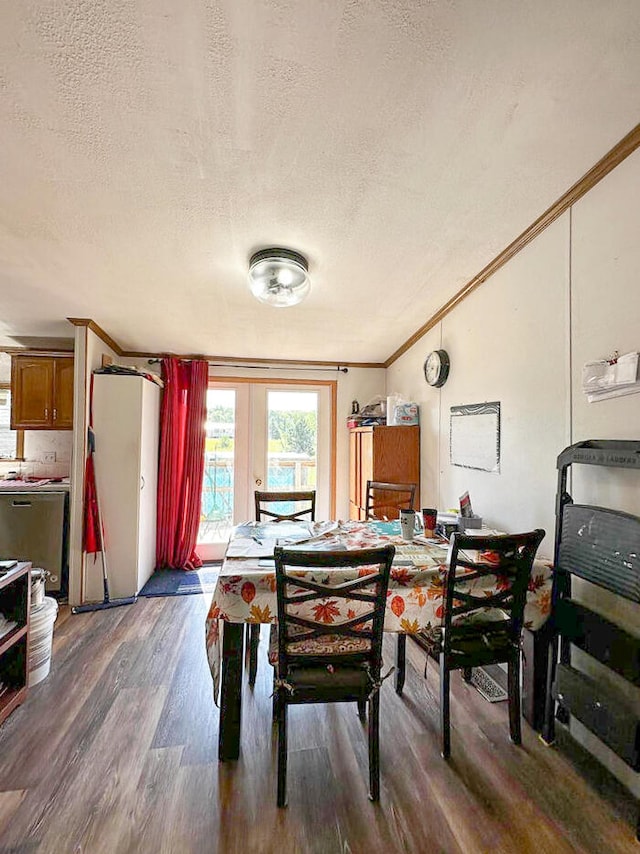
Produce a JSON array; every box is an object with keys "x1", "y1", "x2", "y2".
[
  {"x1": 274, "y1": 546, "x2": 395, "y2": 674},
  {"x1": 282, "y1": 613, "x2": 376, "y2": 643},
  {"x1": 255, "y1": 490, "x2": 316, "y2": 522},
  {"x1": 365, "y1": 480, "x2": 416, "y2": 520},
  {"x1": 443, "y1": 530, "x2": 545, "y2": 653}
]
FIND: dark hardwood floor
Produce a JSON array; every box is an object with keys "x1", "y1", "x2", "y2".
[{"x1": 0, "y1": 594, "x2": 636, "y2": 853}]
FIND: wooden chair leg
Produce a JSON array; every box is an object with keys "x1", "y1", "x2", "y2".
[
  {"x1": 368, "y1": 692, "x2": 380, "y2": 801},
  {"x1": 440, "y1": 653, "x2": 451, "y2": 759},
  {"x1": 462, "y1": 667, "x2": 472, "y2": 683},
  {"x1": 357, "y1": 698, "x2": 367, "y2": 722},
  {"x1": 395, "y1": 633, "x2": 406, "y2": 695},
  {"x1": 277, "y1": 700, "x2": 288, "y2": 807},
  {"x1": 508, "y1": 653, "x2": 522, "y2": 745},
  {"x1": 248, "y1": 623, "x2": 260, "y2": 686}
]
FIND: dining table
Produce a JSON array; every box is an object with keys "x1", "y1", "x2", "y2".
[{"x1": 205, "y1": 519, "x2": 553, "y2": 761}]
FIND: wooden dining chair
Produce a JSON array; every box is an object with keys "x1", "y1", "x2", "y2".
[
  {"x1": 271, "y1": 544, "x2": 395, "y2": 807},
  {"x1": 364, "y1": 480, "x2": 416, "y2": 520},
  {"x1": 419, "y1": 529, "x2": 545, "y2": 758},
  {"x1": 246, "y1": 490, "x2": 317, "y2": 686}
]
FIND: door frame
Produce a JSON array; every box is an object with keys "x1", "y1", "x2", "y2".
[{"x1": 201, "y1": 376, "x2": 337, "y2": 544}]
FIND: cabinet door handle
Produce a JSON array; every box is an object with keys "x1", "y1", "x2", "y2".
[
  {"x1": 44, "y1": 408, "x2": 48, "y2": 420},
  {"x1": 140, "y1": 475, "x2": 145, "y2": 490},
  {"x1": 53, "y1": 409, "x2": 57, "y2": 421}
]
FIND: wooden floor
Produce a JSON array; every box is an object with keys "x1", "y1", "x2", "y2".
[{"x1": 0, "y1": 594, "x2": 636, "y2": 854}]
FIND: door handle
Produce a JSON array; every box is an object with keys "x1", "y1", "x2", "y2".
[
  {"x1": 255, "y1": 478, "x2": 262, "y2": 486},
  {"x1": 53, "y1": 408, "x2": 57, "y2": 421},
  {"x1": 11, "y1": 500, "x2": 32, "y2": 507},
  {"x1": 141, "y1": 475, "x2": 145, "y2": 490}
]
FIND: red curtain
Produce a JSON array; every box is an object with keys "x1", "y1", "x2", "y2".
[{"x1": 156, "y1": 357, "x2": 208, "y2": 570}]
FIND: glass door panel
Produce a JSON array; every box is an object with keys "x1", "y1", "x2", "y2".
[
  {"x1": 266, "y1": 390, "x2": 318, "y2": 518},
  {"x1": 197, "y1": 379, "x2": 333, "y2": 561},
  {"x1": 198, "y1": 388, "x2": 236, "y2": 552},
  {"x1": 197, "y1": 384, "x2": 250, "y2": 561}
]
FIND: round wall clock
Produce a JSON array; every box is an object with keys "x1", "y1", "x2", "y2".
[{"x1": 424, "y1": 350, "x2": 450, "y2": 387}]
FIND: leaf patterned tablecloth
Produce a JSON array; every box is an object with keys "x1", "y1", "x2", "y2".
[{"x1": 205, "y1": 521, "x2": 553, "y2": 701}]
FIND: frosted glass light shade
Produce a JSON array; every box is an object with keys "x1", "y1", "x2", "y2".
[{"x1": 248, "y1": 248, "x2": 310, "y2": 307}]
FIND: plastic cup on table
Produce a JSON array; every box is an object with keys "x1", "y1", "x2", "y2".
[{"x1": 422, "y1": 508, "x2": 437, "y2": 537}]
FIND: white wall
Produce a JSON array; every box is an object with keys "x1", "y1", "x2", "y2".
[
  {"x1": 385, "y1": 325, "x2": 442, "y2": 514},
  {"x1": 388, "y1": 212, "x2": 570, "y2": 556},
  {"x1": 335, "y1": 367, "x2": 386, "y2": 517},
  {"x1": 68, "y1": 327, "x2": 120, "y2": 605},
  {"x1": 387, "y1": 146, "x2": 640, "y2": 794},
  {"x1": 572, "y1": 148, "x2": 640, "y2": 515}
]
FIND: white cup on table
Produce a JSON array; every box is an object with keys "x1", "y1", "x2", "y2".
[{"x1": 399, "y1": 509, "x2": 420, "y2": 540}]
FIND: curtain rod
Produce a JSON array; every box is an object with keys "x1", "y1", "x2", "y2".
[{"x1": 147, "y1": 358, "x2": 348, "y2": 374}]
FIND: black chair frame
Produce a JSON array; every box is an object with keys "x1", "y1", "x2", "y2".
[
  {"x1": 422, "y1": 530, "x2": 545, "y2": 758},
  {"x1": 254, "y1": 490, "x2": 316, "y2": 523},
  {"x1": 247, "y1": 489, "x2": 317, "y2": 685},
  {"x1": 273, "y1": 545, "x2": 395, "y2": 807}
]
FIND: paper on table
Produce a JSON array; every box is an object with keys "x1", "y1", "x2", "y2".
[
  {"x1": 234, "y1": 521, "x2": 312, "y2": 540},
  {"x1": 225, "y1": 537, "x2": 278, "y2": 558},
  {"x1": 284, "y1": 535, "x2": 344, "y2": 551},
  {"x1": 461, "y1": 528, "x2": 505, "y2": 536},
  {"x1": 413, "y1": 535, "x2": 448, "y2": 547}
]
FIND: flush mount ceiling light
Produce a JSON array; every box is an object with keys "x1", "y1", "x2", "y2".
[{"x1": 248, "y1": 248, "x2": 310, "y2": 308}]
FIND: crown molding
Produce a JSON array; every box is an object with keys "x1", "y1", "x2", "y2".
[{"x1": 67, "y1": 318, "x2": 124, "y2": 356}]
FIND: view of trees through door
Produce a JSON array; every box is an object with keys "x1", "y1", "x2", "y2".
[
  {"x1": 265, "y1": 390, "x2": 317, "y2": 516},
  {"x1": 197, "y1": 387, "x2": 237, "y2": 550},
  {"x1": 197, "y1": 382, "x2": 329, "y2": 560}
]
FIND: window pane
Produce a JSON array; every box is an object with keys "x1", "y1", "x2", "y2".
[
  {"x1": 198, "y1": 389, "x2": 235, "y2": 545},
  {"x1": 267, "y1": 391, "x2": 317, "y2": 514},
  {"x1": 0, "y1": 388, "x2": 18, "y2": 460}
]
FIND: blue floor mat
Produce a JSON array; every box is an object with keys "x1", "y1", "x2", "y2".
[{"x1": 138, "y1": 564, "x2": 220, "y2": 598}]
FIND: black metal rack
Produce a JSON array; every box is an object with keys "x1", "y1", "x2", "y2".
[{"x1": 542, "y1": 439, "x2": 640, "y2": 840}]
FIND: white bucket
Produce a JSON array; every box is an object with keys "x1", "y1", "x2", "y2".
[{"x1": 29, "y1": 597, "x2": 58, "y2": 686}]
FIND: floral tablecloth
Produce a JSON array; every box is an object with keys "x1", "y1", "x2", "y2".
[{"x1": 205, "y1": 521, "x2": 553, "y2": 701}]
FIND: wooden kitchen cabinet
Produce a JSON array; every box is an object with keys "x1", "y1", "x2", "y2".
[
  {"x1": 0, "y1": 561, "x2": 30, "y2": 726},
  {"x1": 11, "y1": 355, "x2": 74, "y2": 430},
  {"x1": 349, "y1": 425, "x2": 420, "y2": 520}
]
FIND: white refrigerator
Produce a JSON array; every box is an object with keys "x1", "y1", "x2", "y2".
[{"x1": 90, "y1": 373, "x2": 161, "y2": 600}]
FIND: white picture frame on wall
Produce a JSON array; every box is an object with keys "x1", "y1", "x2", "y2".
[{"x1": 450, "y1": 401, "x2": 500, "y2": 473}]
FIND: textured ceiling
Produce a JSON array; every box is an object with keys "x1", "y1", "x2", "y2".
[{"x1": 1, "y1": 1, "x2": 639, "y2": 363}]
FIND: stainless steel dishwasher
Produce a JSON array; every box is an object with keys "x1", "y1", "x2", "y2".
[{"x1": 0, "y1": 491, "x2": 67, "y2": 594}]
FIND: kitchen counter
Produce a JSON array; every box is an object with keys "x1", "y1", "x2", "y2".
[{"x1": 0, "y1": 479, "x2": 70, "y2": 492}]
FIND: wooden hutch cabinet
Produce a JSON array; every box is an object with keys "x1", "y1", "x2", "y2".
[
  {"x1": 0, "y1": 561, "x2": 31, "y2": 726},
  {"x1": 11, "y1": 355, "x2": 74, "y2": 430},
  {"x1": 349, "y1": 425, "x2": 420, "y2": 520}
]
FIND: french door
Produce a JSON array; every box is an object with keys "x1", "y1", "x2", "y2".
[{"x1": 196, "y1": 378, "x2": 335, "y2": 561}]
